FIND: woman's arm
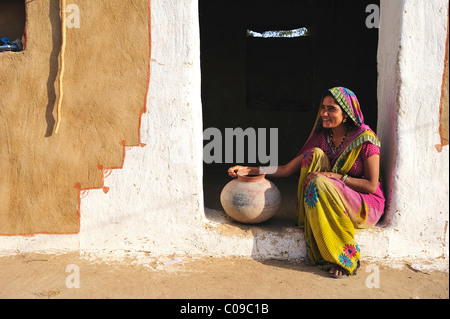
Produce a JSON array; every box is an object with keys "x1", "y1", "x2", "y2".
[
  {"x1": 303, "y1": 154, "x2": 380, "y2": 194},
  {"x1": 228, "y1": 155, "x2": 303, "y2": 179},
  {"x1": 344, "y1": 154, "x2": 380, "y2": 194},
  {"x1": 229, "y1": 153, "x2": 380, "y2": 194}
]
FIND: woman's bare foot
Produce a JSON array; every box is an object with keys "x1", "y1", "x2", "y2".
[{"x1": 328, "y1": 265, "x2": 348, "y2": 278}]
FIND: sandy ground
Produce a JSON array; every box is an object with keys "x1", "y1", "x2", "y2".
[{"x1": 0, "y1": 252, "x2": 448, "y2": 301}]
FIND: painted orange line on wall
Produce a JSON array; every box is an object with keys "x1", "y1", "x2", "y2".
[
  {"x1": 436, "y1": 9, "x2": 449, "y2": 152},
  {"x1": 72, "y1": 0, "x2": 153, "y2": 234}
]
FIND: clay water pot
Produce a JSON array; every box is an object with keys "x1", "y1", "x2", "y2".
[{"x1": 220, "y1": 171, "x2": 281, "y2": 224}]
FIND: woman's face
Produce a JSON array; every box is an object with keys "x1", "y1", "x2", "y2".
[{"x1": 320, "y1": 95, "x2": 347, "y2": 129}]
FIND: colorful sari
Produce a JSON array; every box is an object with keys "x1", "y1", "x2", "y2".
[{"x1": 297, "y1": 87, "x2": 385, "y2": 275}]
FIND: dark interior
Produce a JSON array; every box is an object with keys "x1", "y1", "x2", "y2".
[{"x1": 204, "y1": 0, "x2": 379, "y2": 224}]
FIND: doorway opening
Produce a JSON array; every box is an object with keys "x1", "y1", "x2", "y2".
[{"x1": 200, "y1": 0, "x2": 380, "y2": 227}]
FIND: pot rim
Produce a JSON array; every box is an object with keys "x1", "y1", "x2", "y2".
[{"x1": 236, "y1": 171, "x2": 266, "y2": 182}]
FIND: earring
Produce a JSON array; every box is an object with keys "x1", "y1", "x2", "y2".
[{"x1": 343, "y1": 117, "x2": 347, "y2": 123}]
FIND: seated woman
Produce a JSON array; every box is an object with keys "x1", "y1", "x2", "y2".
[{"x1": 228, "y1": 87, "x2": 385, "y2": 278}]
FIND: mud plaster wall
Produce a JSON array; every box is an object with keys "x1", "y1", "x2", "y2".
[{"x1": 0, "y1": 0, "x2": 149, "y2": 234}]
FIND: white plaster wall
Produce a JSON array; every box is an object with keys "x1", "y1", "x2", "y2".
[
  {"x1": 77, "y1": 0, "x2": 207, "y2": 256},
  {"x1": 376, "y1": 0, "x2": 449, "y2": 259},
  {"x1": 0, "y1": 0, "x2": 448, "y2": 268}
]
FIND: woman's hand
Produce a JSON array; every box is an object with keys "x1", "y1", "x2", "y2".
[
  {"x1": 304, "y1": 171, "x2": 341, "y2": 186},
  {"x1": 227, "y1": 165, "x2": 249, "y2": 178}
]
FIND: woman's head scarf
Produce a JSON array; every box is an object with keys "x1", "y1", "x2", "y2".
[
  {"x1": 328, "y1": 87, "x2": 364, "y2": 127},
  {"x1": 299, "y1": 87, "x2": 380, "y2": 157}
]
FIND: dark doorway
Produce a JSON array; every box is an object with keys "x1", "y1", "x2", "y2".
[{"x1": 200, "y1": 0, "x2": 380, "y2": 222}]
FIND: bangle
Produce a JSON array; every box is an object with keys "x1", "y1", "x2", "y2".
[{"x1": 341, "y1": 174, "x2": 349, "y2": 183}]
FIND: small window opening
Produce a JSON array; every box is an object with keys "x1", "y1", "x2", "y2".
[
  {"x1": 0, "y1": 0, "x2": 26, "y2": 52},
  {"x1": 247, "y1": 27, "x2": 310, "y2": 38},
  {"x1": 247, "y1": 25, "x2": 314, "y2": 112}
]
